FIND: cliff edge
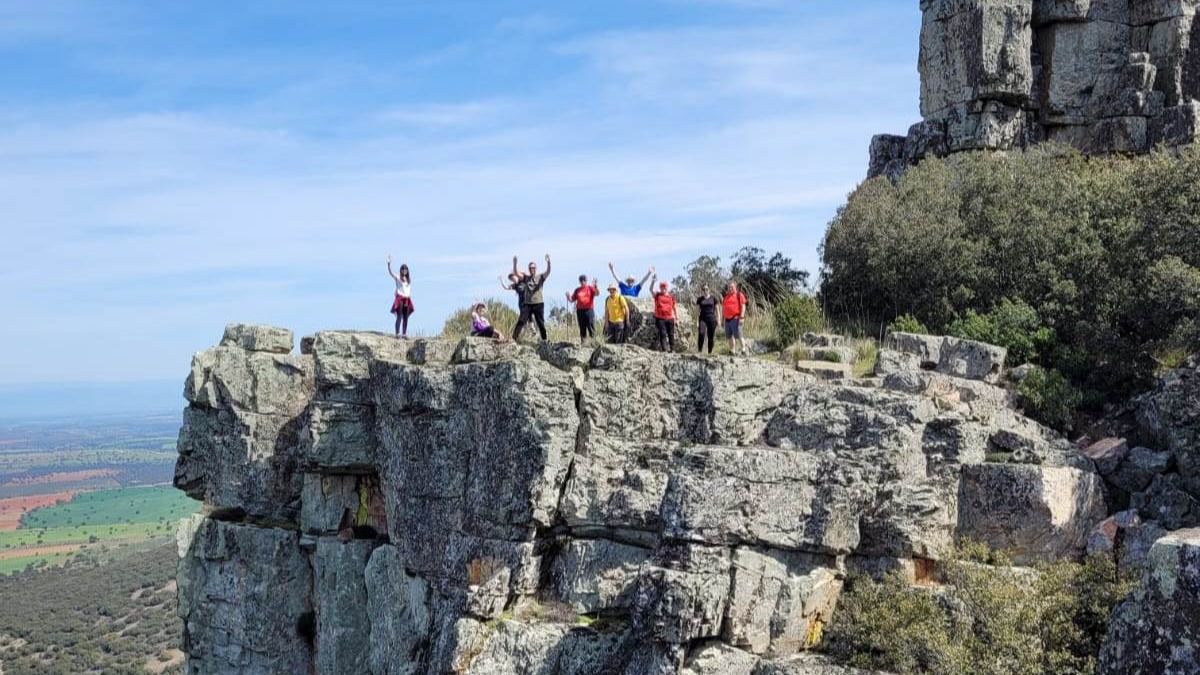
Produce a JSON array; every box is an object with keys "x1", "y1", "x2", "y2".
[{"x1": 170, "y1": 323, "x2": 1169, "y2": 674}]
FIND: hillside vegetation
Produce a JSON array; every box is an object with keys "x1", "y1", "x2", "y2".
[
  {"x1": 822, "y1": 145, "x2": 1200, "y2": 409},
  {"x1": 0, "y1": 541, "x2": 182, "y2": 674}
]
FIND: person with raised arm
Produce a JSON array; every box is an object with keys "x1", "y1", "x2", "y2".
[
  {"x1": 386, "y1": 255, "x2": 414, "y2": 339},
  {"x1": 566, "y1": 275, "x2": 600, "y2": 344},
  {"x1": 469, "y1": 302, "x2": 504, "y2": 340},
  {"x1": 649, "y1": 275, "x2": 678, "y2": 352},
  {"x1": 608, "y1": 261, "x2": 654, "y2": 298},
  {"x1": 500, "y1": 271, "x2": 526, "y2": 306},
  {"x1": 512, "y1": 254, "x2": 551, "y2": 342}
]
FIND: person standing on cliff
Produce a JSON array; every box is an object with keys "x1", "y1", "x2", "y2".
[
  {"x1": 512, "y1": 254, "x2": 551, "y2": 342},
  {"x1": 387, "y1": 256, "x2": 414, "y2": 339},
  {"x1": 649, "y1": 277, "x2": 677, "y2": 352},
  {"x1": 723, "y1": 281, "x2": 748, "y2": 355},
  {"x1": 696, "y1": 284, "x2": 719, "y2": 354},
  {"x1": 566, "y1": 275, "x2": 600, "y2": 344},
  {"x1": 500, "y1": 271, "x2": 527, "y2": 312},
  {"x1": 607, "y1": 261, "x2": 654, "y2": 298},
  {"x1": 603, "y1": 284, "x2": 630, "y2": 344}
]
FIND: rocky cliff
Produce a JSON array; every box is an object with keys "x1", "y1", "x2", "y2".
[
  {"x1": 870, "y1": 0, "x2": 1200, "y2": 179},
  {"x1": 169, "y1": 324, "x2": 1200, "y2": 674}
]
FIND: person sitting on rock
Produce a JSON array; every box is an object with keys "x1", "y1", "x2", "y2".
[
  {"x1": 608, "y1": 261, "x2": 654, "y2": 298},
  {"x1": 566, "y1": 275, "x2": 600, "y2": 344},
  {"x1": 723, "y1": 281, "x2": 748, "y2": 355},
  {"x1": 512, "y1": 254, "x2": 551, "y2": 342},
  {"x1": 696, "y1": 284, "x2": 719, "y2": 354},
  {"x1": 387, "y1": 255, "x2": 414, "y2": 339},
  {"x1": 603, "y1": 284, "x2": 630, "y2": 344},
  {"x1": 650, "y1": 277, "x2": 677, "y2": 352},
  {"x1": 470, "y1": 303, "x2": 503, "y2": 340}
]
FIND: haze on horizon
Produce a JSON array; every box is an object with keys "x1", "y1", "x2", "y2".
[{"x1": 0, "y1": 1, "x2": 920, "y2": 400}]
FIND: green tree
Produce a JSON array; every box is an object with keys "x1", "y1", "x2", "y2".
[
  {"x1": 820, "y1": 144, "x2": 1200, "y2": 403},
  {"x1": 731, "y1": 246, "x2": 810, "y2": 305}
]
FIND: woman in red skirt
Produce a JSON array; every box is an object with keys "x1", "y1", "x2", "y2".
[{"x1": 387, "y1": 255, "x2": 414, "y2": 338}]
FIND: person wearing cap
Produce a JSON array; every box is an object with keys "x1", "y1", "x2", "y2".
[
  {"x1": 723, "y1": 281, "x2": 749, "y2": 355},
  {"x1": 566, "y1": 275, "x2": 600, "y2": 344},
  {"x1": 607, "y1": 261, "x2": 654, "y2": 298},
  {"x1": 603, "y1": 283, "x2": 630, "y2": 344}
]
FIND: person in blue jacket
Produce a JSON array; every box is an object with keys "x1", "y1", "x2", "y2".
[{"x1": 607, "y1": 261, "x2": 654, "y2": 298}]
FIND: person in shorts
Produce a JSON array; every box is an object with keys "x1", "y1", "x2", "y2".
[{"x1": 722, "y1": 281, "x2": 748, "y2": 355}]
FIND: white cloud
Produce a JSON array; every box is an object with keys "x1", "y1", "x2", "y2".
[{"x1": 0, "y1": 2, "x2": 921, "y2": 383}]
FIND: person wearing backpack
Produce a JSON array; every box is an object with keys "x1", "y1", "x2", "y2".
[{"x1": 722, "y1": 281, "x2": 748, "y2": 355}]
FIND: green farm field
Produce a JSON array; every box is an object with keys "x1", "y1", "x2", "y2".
[
  {"x1": 20, "y1": 485, "x2": 197, "y2": 529},
  {"x1": 0, "y1": 486, "x2": 197, "y2": 575}
]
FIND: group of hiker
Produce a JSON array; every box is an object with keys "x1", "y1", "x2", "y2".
[{"x1": 387, "y1": 254, "x2": 751, "y2": 354}]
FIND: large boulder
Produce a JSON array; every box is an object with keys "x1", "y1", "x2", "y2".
[
  {"x1": 174, "y1": 327, "x2": 315, "y2": 523},
  {"x1": 1137, "y1": 359, "x2": 1200, "y2": 497},
  {"x1": 624, "y1": 295, "x2": 696, "y2": 353},
  {"x1": 877, "y1": 333, "x2": 1007, "y2": 384},
  {"x1": 919, "y1": 0, "x2": 1035, "y2": 118},
  {"x1": 871, "y1": 0, "x2": 1200, "y2": 178},
  {"x1": 1099, "y1": 528, "x2": 1200, "y2": 674},
  {"x1": 957, "y1": 464, "x2": 1106, "y2": 563}
]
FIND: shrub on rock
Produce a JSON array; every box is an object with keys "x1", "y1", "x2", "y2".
[{"x1": 773, "y1": 295, "x2": 825, "y2": 347}]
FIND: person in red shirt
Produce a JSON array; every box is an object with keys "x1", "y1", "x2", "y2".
[
  {"x1": 566, "y1": 275, "x2": 600, "y2": 344},
  {"x1": 722, "y1": 281, "x2": 748, "y2": 355},
  {"x1": 651, "y1": 279, "x2": 678, "y2": 352}
]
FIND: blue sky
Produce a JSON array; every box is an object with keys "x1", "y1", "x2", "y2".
[{"x1": 0, "y1": 0, "x2": 920, "y2": 395}]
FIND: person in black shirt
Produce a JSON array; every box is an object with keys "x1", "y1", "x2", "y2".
[
  {"x1": 512, "y1": 254, "x2": 551, "y2": 341},
  {"x1": 696, "y1": 284, "x2": 719, "y2": 354}
]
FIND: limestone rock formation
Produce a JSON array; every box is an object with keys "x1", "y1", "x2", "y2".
[
  {"x1": 871, "y1": 0, "x2": 1200, "y2": 179},
  {"x1": 175, "y1": 324, "x2": 1107, "y2": 674}
]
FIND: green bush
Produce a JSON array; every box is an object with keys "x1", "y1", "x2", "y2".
[
  {"x1": 825, "y1": 551, "x2": 1134, "y2": 675},
  {"x1": 773, "y1": 294, "x2": 825, "y2": 346},
  {"x1": 441, "y1": 299, "x2": 518, "y2": 338},
  {"x1": 888, "y1": 313, "x2": 929, "y2": 335},
  {"x1": 947, "y1": 298, "x2": 1056, "y2": 366},
  {"x1": 1018, "y1": 366, "x2": 1083, "y2": 432},
  {"x1": 821, "y1": 145, "x2": 1200, "y2": 401}
]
